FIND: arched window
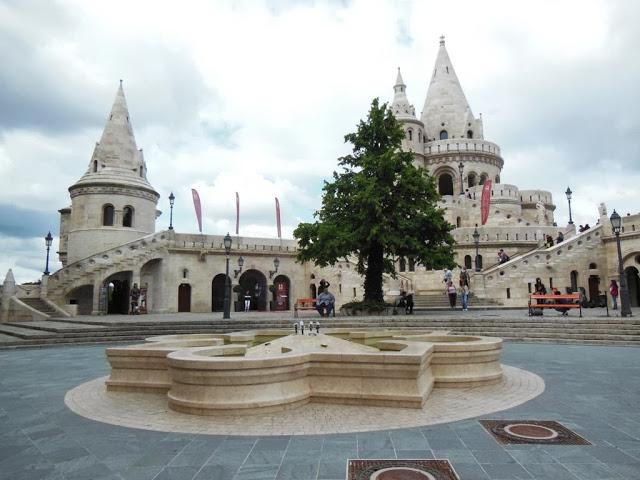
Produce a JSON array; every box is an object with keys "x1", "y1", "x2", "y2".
[
  {"x1": 407, "y1": 129, "x2": 413, "y2": 141},
  {"x1": 93, "y1": 160, "x2": 98, "y2": 173},
  {"x1": 589, "y1": 263, "x2": 597, "y2": 269},
  {"x1": 399, "y1": 257, "x2": 406, "y2": 272},
  {"x1": 464, "y1": 255, "x2": 472, "y2": 269},
  {"x1": 183, "y1": 268, "x2": 189, "y2": 279},
  {"x1": 418, "y1": 130, "x2": 422, "y2": 143},
  {"x1": 480, "y1": 174, "x2": 488, "y2": 185},
  {"x1": 139, "y1": 166, "x2": 144, "y2": 178},
  {"x1": 123, "y1": 206, "x2": 134, "y2": 227},
  {"x1": 408, "y1": 258, "x2": 416, "y2": 272},
  {"x1": 438, "y1": 174, "x2": 454, "y2": 195},
  {"x1": 439, "y1": 130, "x2": 448, "y2": 140},
  {"x1": 467, "y1": 173, "x2": 477, "y2": 187},
  {"x1": 467, "y1": 130, "x2": 473, "y2": 139},
  {"x1": 103, "y1": 205, "x2": 114, "y2": 226},
  {"x1": 477, "y1": 254, "x2": 483, "y2": 270},
  {"x1": 495, "y1": 175, "x2": 500, "y2": 184},
  {"x1": 456, "y1": 216, "x2": 461, "y2": 228}
]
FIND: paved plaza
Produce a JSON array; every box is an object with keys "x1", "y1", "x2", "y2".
[{"x1": 1, "y1": 336, "x2": 639, "y2": 479}]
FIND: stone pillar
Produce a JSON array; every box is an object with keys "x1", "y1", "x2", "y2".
[
  {"x1": 91, "y1": 279, "x2": 104, "y2": 315},
  {"x1": 1, "y1": 269, "x2": 17, "y2": 322}
]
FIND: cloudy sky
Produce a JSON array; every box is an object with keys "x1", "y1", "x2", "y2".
[{"x1": 1, "y1": 0, "x2": 639, "y2": 283}]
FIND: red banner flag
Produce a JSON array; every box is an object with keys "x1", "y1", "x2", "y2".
[
  {"x1": 191, "y1": 188, "x2": 202, "y2": 233},
  {"x1": 235, "y1": 192, "x2": 240, "y2": 235},
  {"x1": 480, "y1": 180, "x2": 492, "y2": 225},
  {"x1": 275, "y1": 197, "x2": 281, "y2": 238}
]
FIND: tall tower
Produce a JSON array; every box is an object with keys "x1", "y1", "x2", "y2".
[
  {"x1": 420, "y1": 36, "x2": 503, "y2": 196},
  {"x1": 59, "y1": 81, "x2": 160, "y2": 265},
  {"x1": 390, "y1": 68, "x2": 425, "y2": 167}
]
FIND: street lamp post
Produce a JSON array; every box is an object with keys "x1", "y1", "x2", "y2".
[
  {"x1": 234, "y1": 256, "x2": 244, "y2": 278},
  {"x1": 223, "y1": 233, "x2": 232, "y2": 319},
  {"x1": 565, "y1": 187, "x2": 573, "y2": 225},
  {"x1": 610, "y1": 210, "x2": 632, "y2": 317},
  {"x1": 472, "y1": 225, "x2": 480, "y2": 272},
  {"x1": 269, "y1": 257, "x2": 280, "y2": 279},
  {"x1": 168, "y1": 192, "x2": 175, "y2": 230},
  {"x1": 458, "y1": 162, "x2": 464, "y2": 195},
  {"x1": 44, "y1": 231, "x2": 53, "y2": 275}
]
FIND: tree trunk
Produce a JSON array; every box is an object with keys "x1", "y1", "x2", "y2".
[{"x1": 363, "y1": 241, "x2": 384, "y2": 302}]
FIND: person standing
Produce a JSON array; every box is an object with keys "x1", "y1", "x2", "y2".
[
  {"x1": 460, "y1": 283, "x2": 470, "y2": 311},
  {"x1": 319, "y1": 279, "x2": 330, "y2": 294},
  {"x1": 244, "y1": 290, "x2": 251, "y2": 312},
  {"x1": 445, "y1": 280, "x2": 457, "y2": 309},
  {"x1": 316, "y1": 288, "x2": 335, "y2": 317},
  {"x1": 610, "y1": 280, "x2": 619, "y2": 310},
  {"x1": 130, "y1": 283, "x2": 140, "y2": 315}
]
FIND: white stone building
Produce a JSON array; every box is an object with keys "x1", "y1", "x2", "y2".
[{"x1": 2, "y1": 38, "x2": 640, "y2": 321}]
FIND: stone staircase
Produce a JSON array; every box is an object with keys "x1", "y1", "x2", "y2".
[
  {"x1": 0, "y1": 312, "x2": 638, "y2": 348},
  {"x1": 476, "y1": 225, "x2": 606, "y2": 304},
  {"x1": 45, "y1": 231, "x2": 170, "y2": 303},
  {"x1": 19, "y1": 298, "x2": 61, "y2": 317},
  {"x1": 412, "y1": 292, "x2": 502, "y2": 309}
]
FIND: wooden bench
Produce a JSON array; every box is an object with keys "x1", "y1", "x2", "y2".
[
  {"x1": 528, "y1": 293, "x2": 582, "y2": 317},
  {"x1": 294, "y1": 298, "x2": 317, "y2": 318}
]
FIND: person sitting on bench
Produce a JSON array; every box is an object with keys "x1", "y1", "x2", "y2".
[{"x1": 316, "y1": 289, "x2": 335, "y2": 317}]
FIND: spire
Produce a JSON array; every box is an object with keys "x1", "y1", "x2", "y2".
[
  {"x1": 391, "y1": 67, "x2": 416, "y2": 119},
  {"x1": 421, "y1": 37, "x2": 483, "y2": 141},
  {"x1": 2, "y1": 269, "x2": 16, "y2": 296},
  {"x1": 72, "y1": 81, "x2": 156, "y2": 192}
]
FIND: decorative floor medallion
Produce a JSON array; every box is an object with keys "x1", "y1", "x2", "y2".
[
  {"x1": 347, "y1": 460, "x2": 458, "y2": 480},
  {"x1": 479, "y1": 420, "x2": 591, "y2": 445}
]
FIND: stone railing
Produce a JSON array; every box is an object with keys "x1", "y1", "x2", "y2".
[{"x1": 425, "y1": 139, "x2": 501, "y2": 156}]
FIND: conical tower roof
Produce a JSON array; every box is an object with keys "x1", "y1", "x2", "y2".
[
  {"x1": 421, "y1": 36, "x2": 482, "y2": 141},
  {"x1": 70, "y1": 81, "x2": 157, "y2": 194},
  {"x1": 390, "y1": 68, "x2": 417, "y2": 119}
]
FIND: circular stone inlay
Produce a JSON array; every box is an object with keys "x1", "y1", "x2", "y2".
[
  {"x1": 504, "y1": 423, "x2": 559, "y2": 440},
  {"x1": 64, "y1": 365, "x2": 544, "y2": 436},
  {"x1": 372, "y1": 467, "x2": 435, "y2": 480}
]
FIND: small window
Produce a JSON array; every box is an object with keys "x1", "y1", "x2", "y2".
[
  {"x1": 589, "y1": 262, "x2": 597, "y2": 269},
  {"x1": 399, "y1": 257, "x2": 406, "y2": 272},
  {"x1": 408, "y1": 258, "x2": 416, "y2": 272},
  {"x1": 439, "y1": 130, "x2": 448, "y2": 140},
  {"x1": 123, "y1": 206, "x2": 134, "y2": 227},
  {"x1": 407, "y1": 129, "x2": 413, "y2": 141},
  {"x1": 93, "y1": 160, "x2": 98, "y2": 172},
  {"x1": 467, "y1": 130, "x2": 473, "y2": 139},
  {"x1": 418, "y1": 131, "x2": 422, "y2": 143},
  {"x1": 464, "y1": 255, "x2": 472, "y2": 269},
  {"x1": 456, "y1": 216, "x2": 461, "y2": 228},
  {"x1": 495, "y1": 176, "x2": 500, "y2": 184},
  {"x1": 103, "y1": 205, "x2": 114, "y2": 226},
  {"x1": 183, "y1": 268, "x2": 189, "y2": 279},
  {"x1": 480, "y1": 174, "x2": 487, "y2": 185}
]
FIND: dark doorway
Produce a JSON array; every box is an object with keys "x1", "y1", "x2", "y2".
[
  {"x1": 178, "y1": 283, "x2": 191, "y2": 312},
  {"x1": 107, "y1": 279, "x2": 129, "y2": 314},
  {"x1": 570, "y1": 270, "x2": 579, "y2": 292},
  {"x1": 625, "y1": 266, "x2": 640, "y2": 307},
  {"x1": 588, "y1": 275, "x2": 601, "y2": 306},
  {"x1": 273, "y1": 275, "x2": 290, "y2": 311},
  {"x1": 438, "y1": 174, "x2": 454, "y2": 195},
  {"x1": 239, "y1": 269, "x2": 268, "y2": 311},
  {"x1": 211, "y1": 274, "x2": 226, "y2": 312},
  {"x1": 310, "y1": 284, "x2": 317, "y2": 299}
]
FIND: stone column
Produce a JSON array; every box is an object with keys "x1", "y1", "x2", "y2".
[{"x1": 91, "y1": 279, "x2": 104, "y2": 315}]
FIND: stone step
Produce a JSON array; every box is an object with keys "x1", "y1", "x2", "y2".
[{"x1": 19, "y1": 298, "x2": 58, "y2": 315}]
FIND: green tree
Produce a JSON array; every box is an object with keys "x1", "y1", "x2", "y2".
[{"x1": 294, "y1": 98, "x2": 455, "y2": 303}]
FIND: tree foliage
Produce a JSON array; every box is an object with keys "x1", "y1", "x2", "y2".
[{"x1": 294, "y1": 98, "x2": 455, "y2": 302}]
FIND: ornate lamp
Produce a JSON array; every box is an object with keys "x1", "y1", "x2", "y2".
[
  {"x1": 168, "y1": 192, "x2": 175, "y2": 230},
  {"x1": 269, "y1": 257, "x2": 280, "y2": 279},
  {"x1": 44, "y1": 231, "x2": 53, "y2": 275},
  {"x1": 610, "y1": 210, "x2": 631, "y2": 317},
  {"x1": 472, "y1": 225, "x2": 480, "y2": 272},
  {"x1": 223, "y1": 233, "x2": 232, "y2": 319}
]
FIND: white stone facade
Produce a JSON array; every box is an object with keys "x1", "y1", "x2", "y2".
[{"x1": 2, "y1": 38, "x2": 640, "y2": 321}]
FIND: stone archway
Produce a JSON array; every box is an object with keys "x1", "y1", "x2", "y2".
[
  {"x1": 438, "y1": 174, "x2": 454, "y2": 196},
  {"x1": 65, "y1": 285, "x2": 93, "y2": 315},
  {"x1": 211, "y1": 274, "x2": 226, "y2": 312},
  {"x1": 239, "y1": 269, "x2": 268, "y2": 311},
  {"x1": 272, "y1": 275, "x2": 290, "y2": 311},
  {"x1": 104, "y1": 271, "x2": 132, "y2": 314},
  {"x1": 625, "y1": 266, "x2": 640, "y2": 307}
]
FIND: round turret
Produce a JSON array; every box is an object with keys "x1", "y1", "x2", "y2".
[{"x1": 63, "y1": 82, "x2": 160, "y2": 264}]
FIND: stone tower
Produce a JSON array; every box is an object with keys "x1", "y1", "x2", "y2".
[
  {"x1": 58, "y1": 81, "x2": 160, "y2": 266},
  {"x1": 390, "y1": 68, "x2": 425, "y2": 167},
  {"x1": 420, "y1": 36, "x2": 503, "y2": 196}
]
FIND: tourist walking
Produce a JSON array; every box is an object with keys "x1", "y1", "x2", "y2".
[
  {"x1": 445, "y1": 280, "x2": 457, "y2": 309},
  {"x1": 460, "y1": 283, "x2": 470, "y2": 311},
  {"x1": 610, "y1": 280, "x2": 619, "y2": 310}
]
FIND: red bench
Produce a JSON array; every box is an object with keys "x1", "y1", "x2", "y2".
[
  {"x1": 528, "y1": 293, "x2": 582, "y2": 317},
  {"x1": 294, "y1": 298, "x2": 316, "y2": 318}
]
